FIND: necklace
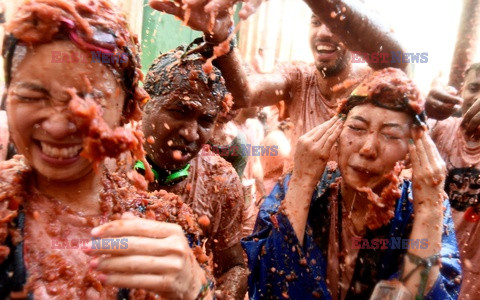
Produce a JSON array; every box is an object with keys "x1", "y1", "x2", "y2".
[{"x1": 348, "y1": 193, "x2": 358, "y2": 219}]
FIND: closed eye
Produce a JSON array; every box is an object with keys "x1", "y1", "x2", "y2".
[
  {"x1": 348, "y1": 125, "x2": 365, "y2": 132},
  {"x1": 382, "y1": 133, "x2": 401, "y2": 140},
  {"x1": 13, "y1": 93, "x2": 46, "y2": 102}
]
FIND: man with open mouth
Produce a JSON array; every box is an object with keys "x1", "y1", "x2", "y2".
[{"x1": 149, "y1": 0, "x2": 408, "y2": 171}]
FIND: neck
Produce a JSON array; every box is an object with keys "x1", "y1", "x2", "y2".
[
  {"x1": 35, "y1": 168, "x2": 101, "y2": 215},
  {"x1": 317, "y1": 63, "x2": 352, "y2": 99},
  {"x1": 340, "y1": 182, "x2": 369, "y2": 216}
]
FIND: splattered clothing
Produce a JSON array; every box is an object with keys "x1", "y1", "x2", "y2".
[
  {"x1": 430, "y1": 117, "x2": 480, "y2": 299},
  {"x1": 0, "y1": 156, "x2": 203, "y2": 299},
  {"x1": 241, "y1": 167, "x2": 461, "y2": 299},
  {"x1": 164, "y1": 147, "x2": 244, "y2": 254},
  {"x1": 277, "y1": 62, "x2": 369, "y2": 170}
]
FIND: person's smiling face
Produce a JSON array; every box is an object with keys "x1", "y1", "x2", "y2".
[
  {"x1": 309, "y1": 14, "x2": 350, "y2": 76},
  {"x1": 338, "y1": 103, "x2": 412, "y2": 192},
  {"x1": 6, "y1": 40, "x2": 125, "y2": 182}
]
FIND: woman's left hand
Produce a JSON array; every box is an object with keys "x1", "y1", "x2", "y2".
[
  {"x1": 409, "y1": 128, "x2": 447, "y2": 217},
  {"x1": 85, "y1": 216, "x2": 208, "y2": 300}
]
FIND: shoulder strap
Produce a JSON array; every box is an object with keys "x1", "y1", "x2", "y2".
[{"x1": 0, "y1": 211, "x2": 30, "y2": 299}]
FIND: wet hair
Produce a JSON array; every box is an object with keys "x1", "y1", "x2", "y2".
[
  {"x1": 465, "y1": 62, "x2": 480, "y2": 78},
  {"x1": 143, "y1": 44, "x2": 231, "y2": 114},
  {"x1": 339, "y1": 68, "x2": 426, "y2": 126},
  {"x1": 2, "y1": 0, "x2": 148, "y2": 122}
]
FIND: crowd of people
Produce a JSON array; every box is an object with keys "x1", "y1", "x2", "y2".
[{"x1": 0, "y1": 0, "x2": 478, "y2": 299}]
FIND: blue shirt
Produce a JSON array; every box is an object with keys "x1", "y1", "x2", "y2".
[{"x1": 241, "y1": 169, "x2": 461, "y2": 299}]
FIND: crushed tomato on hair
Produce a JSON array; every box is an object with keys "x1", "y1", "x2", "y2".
[{"x1": 5, "y1": 0, "x2": 153, "y2": 184}]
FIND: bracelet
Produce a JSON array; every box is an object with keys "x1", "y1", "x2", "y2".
[
  {"x1": 400, "y1": 252, "x2": 440, "y2": 300},
  {"x1": 195, "y1": 279, "x2": 214, "y2": 300}
]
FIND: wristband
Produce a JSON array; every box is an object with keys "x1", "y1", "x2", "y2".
[
  {"x1": 195, "y1": 279, "x2": 214, "y2": 300},
  {"x1": 400, "y1": 252, "x2": 440, "y2": 300}
]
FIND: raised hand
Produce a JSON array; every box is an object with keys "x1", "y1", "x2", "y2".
[
  {"x1": 149, "y1": 0, "x2": 263, "y2": 42},
  {"x1": 285, "y1": 116, "x2": 344, "y2": 245},
  {"x1": 461, "y1": 98, "x2": 480, "y2": 139},
  {"x1": 293, "y1": 116, "x2": 344, "y2": 183},
  {"x1": 150, "y1": 0, "x2": 232, "y2": 41},
  {"x1": 425, "y1": 87, "x2": 463, "y2": 120},
  {"x1": 85, "y1": 216, "x2": 209, "y2": 300},
  {"x1": 409, "y1": 128, "x2": 447, "y2": 217}
]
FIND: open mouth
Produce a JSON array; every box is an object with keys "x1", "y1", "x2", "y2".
[
  {"x1": 39, "y1": 141, "x2": 83, "y2": 160},
  {"x1": 350, "y1": 165, "x2": 379, "y2": 177},
  {"x1": 316, "y1": 44, "x2": 337, "y2": 54},
  {"x1": 170, "y1": 146, "x2": 194, "y2": 161}
]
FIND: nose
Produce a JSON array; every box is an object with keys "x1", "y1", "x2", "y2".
[
  {"x1": 41, "y1": 111, "x2": 77, "y2": 140},
  {"x1": 317, "y1": 24, "x2": 334, "y2": 39},
  {"x1": 359, "y1": 133, "x2": 378, "y2": 160},
  {"x1": 179, "y1": 121, "x2": 200, "y2": 143}
]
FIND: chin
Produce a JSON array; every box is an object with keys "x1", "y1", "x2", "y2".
[
  {"x1": 345, "y1": 176, "x2": 382, "y2": 192},
  {"x1": 36, "y1": 169, "x2": 89, "y2": 183},
  {"x1": 32, "y1": 159, "x2": 93, "y2": 183}
]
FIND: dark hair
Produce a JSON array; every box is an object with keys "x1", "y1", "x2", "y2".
[
  {"x1": 144, "y1": 44, "x2": 231, "y2": 113},
  {"x1": 339, "y1": 68, "x2": 426, "y2": 126},
  {"x1": 2, "y1": 0, "x2": 148, "y2": 122},
  {"x1": 465, "y1": 62, "x2": 480, "y2": 78}
]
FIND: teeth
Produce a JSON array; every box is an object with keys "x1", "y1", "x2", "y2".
[
  {"x1": 317, "y1": 45, "x2": 336, "y2": 52},
  {"x1": 40, "y1": 142, "x2": 82, "y2": 159}
]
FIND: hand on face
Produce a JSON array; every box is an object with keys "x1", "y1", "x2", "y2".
[
  {"x1": 337, "y1": 104, "x2": 412, "y2": 192},
  {"x1": 409, "y1": 128, "x2": 447, "y2": 216},
  {"x1": 86, "y1": 216, "x2": 206, "y2": 300},
  {"x1": 425, "y1": 87, "x2": 463, "y2": 120},
  {"x1": 293, "y1": 116, "x2": 344, "y2": 183}
]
